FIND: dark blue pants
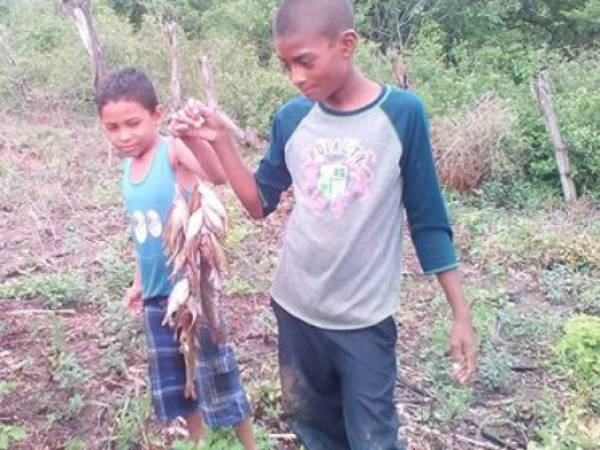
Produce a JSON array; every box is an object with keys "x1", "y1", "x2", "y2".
[{"x1": 272, "y1": 300, "x2": 404, "y2": 450}]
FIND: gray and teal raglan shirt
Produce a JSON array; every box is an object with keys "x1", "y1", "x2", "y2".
[{"x1": 255, "y1": 85, "x2": 457, "y2": 330}]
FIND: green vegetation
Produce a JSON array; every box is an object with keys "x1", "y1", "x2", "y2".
[
  {"x1": 1, "y1": 0, "x2": 599, "y2": 198},
  {"x1": 0, "y1": 271, "x2": 87, "y2": 308}
]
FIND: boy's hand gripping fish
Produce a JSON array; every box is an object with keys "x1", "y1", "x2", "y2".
[{"x1": 162, "y1": 181, "x2": 229, "y2": 400}]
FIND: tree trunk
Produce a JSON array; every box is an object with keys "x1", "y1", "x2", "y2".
[
  {"x1": 164, "y1": 21, "x2": 181, "y2": 110},
  {"x1": 61, "y1": 0, "x2": 107, "y2": 87},
  {"x1": 533, "y1": 70, "x2": 577, "y2": 203}
]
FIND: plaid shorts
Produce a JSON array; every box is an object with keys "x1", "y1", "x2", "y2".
[{"x1": 143, "y1": 297, "x2": 252, "y2": 427}]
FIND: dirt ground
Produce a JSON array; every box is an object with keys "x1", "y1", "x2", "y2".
[{"x1": 1, "y1": 111, "x2": 596, "y2": 449}]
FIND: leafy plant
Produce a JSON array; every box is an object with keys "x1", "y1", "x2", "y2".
[
  {"x1": 111, "y1": 394, "x2": 151, "y2": 450},
  {"x1": 172, "y1": 425, "x2": 273, "y2": 450},
  {"x1": 0, "y1": 424, "x2": 26, "y2": 450},
  {"x1": 479, "y1": 342, "x2": 513, "y2": 392},
  {"x1": 0, "y1": 381, "x2": 17, "y2": 397},
  {"x1": 530, "y1": 406, "x2": 600, "y2": 450},
  {"x1": 554, "y1": 315, "x2": 600, "y2": 388},
  {"x1": 0, "y1": 271, "x2": 87, "y2": 308}
]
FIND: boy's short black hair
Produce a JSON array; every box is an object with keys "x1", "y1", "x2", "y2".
[
  {"x1": 95, "y1": 67, "x2": 158, "y2": 114},
  {"x1": 274, "y1": 0, "x2": 354, "y2": 40}
]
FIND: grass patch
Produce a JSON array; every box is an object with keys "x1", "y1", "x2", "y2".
[
  {"x1": 0, "y1": 270, "x2": 87, "y2": 308},
  {"x1": 0, "y1": 424, "x2": 26, "y2": 450},
  {"x1": 172, "y1": 425, "x2": 274, "y2": 450},
  {"x1": 108, "y1": 393, "x2": 153, "y2": 450}
]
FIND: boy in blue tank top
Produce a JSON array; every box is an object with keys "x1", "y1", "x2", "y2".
[
  {"x1": 95, "y1": 67, "x2": 256, "y2": 449},
  {"x1": 171, "y1": 1, "x2": 478, "y2": 449}
]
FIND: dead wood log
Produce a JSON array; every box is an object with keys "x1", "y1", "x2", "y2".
[
  {"x1": 198, "y1": 56, "x2": 260, "y2": 148},
  {"x1": 533, "y1": 70, "x2": 577, "y2": 203},
  {"x1": 61, "y1": 0, "x2": 107, "y2": 87}
]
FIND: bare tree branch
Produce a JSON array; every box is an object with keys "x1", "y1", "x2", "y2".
[{"x1": 61, "y1": 0, "x2": 107, "y2": 87}]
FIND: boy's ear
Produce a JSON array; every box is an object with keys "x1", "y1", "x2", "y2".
[
  {"x1": 154, "y1": 104, "x2": 166, "y2": 122},
  {"x1": 338, "y1": 29, "x2": 358, "y2": 59}
]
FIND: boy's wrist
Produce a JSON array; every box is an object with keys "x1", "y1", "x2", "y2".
[
  {"x1": 213, "y1": 130, "x2": 235, "y2": 153},
  {"x1": 453, "y1": 312, "x2": 473, "y2": 325},
  {"x1": 449, "y1": 298, "x2": 472, "y2": 323}
]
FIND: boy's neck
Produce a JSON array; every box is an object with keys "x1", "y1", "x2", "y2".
[
  {"x1": 134, "y1": 132, "x2": 162, "y2": 162},
  {"x1": 322, "y1": 68, "x2": 381, "y2": 111}
]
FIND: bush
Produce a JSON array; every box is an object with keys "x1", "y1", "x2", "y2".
[
  {"x1": 430, "y1": 94, "x2": 516, "y2": 193},
  {"x1": 554, "y1": 315, "x2": 600, "y2": 389}
]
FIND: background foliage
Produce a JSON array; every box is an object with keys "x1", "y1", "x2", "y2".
[{"x1": 0, "y1": 0, "x2": 598, "y2": 198}]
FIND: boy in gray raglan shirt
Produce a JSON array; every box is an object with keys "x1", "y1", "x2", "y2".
[{"x1": 170, "y1": 1, "x2": 478, "y2": 448}]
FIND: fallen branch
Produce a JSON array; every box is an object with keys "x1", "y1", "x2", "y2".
[
  {"x1": 481, "y1": 426, "x2": 523, "y2": 450},
  {"x1": 7, "y1": 309, "x2": 76, "y2": 315},
  {"x1": 267, "y1": 433, "x2": 297, "y2": 441},
  {"x1": 511, "y1": 365, "x2": 539, "y2": 372},
  {"x1": 409, "y1": 424, "x2": 505, "y2": 450}
]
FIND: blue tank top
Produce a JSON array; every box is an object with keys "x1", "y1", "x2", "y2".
[{"x1": 122, "y1": 137, "x2": 175, "y2": 300}]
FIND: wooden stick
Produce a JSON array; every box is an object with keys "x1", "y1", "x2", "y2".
[
  {"x1": 408, "y1": 424, "x2": 505, "y2": 450},
  {"x1": 7, "y1": 309, "x2": 76, "y2": 315},
  {"x1": 267, "y1": 433, "x2": 297, "y2": 440},
  {"x1": 199, "y1": 55, "x2": 218, "y2": 110},
  {"x1": 533, "y1": 70, "x2": 577, "y2": 203},
  {"x1": 198, "y1": 56, "x2": 261, "y2": 148}
]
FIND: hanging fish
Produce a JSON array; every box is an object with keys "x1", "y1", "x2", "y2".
[{"x1": 162, "y1": 179, "x2": 230, "y2": 400}]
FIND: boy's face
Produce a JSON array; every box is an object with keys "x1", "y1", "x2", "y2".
[
  {"x1": 99, "y1": 99, "x2": 162, "y2": 158},
  {"x1": 275, "y1": 30, "x2": 354, "y2": 102}
]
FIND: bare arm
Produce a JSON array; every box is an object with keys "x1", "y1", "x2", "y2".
[
  {"x1": 436, "y1": 269, "x2": 477, "y2": 383},
  {"x1": 211, "y1": 131, "x2": 263, "y2": 219},
  {"x1": 172, "y1": 138, "x2": 227, "y2": 185},
  {"x1": 123, "y1": 261, "x2": 142, "y2": 314}
]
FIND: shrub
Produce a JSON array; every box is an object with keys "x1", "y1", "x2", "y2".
[
  {"x1": 430, "y1": 94, "x2": 516, "y2": 193},
  {"x1": 554, "y1": 315, "x2": 600, "y2": 389}
]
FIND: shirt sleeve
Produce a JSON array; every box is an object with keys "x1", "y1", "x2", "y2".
[
  {"x1": 400, "y1": 97, "x2": 458, "y2": 274},
  {"x1": 254, "y1": 113, "x2": 292, "y2": 217}
]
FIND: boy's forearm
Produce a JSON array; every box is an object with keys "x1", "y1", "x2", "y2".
[
  {"x1": 182, "y1": 138, "x2": 227, "y2": 185},
  {"x1": 436, "y1": 269, "x2": 472, "y2": 322},
  {"x1": 213, "y1": 133, "x2": 264, "y2": 219},
  {"x1": 132, "y1": 261, "x2": 142, "y2": 289}
]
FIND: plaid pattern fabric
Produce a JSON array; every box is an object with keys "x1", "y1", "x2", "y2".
[{"x1": 143, "y1": 297, "x2": 252, "y2": 427}]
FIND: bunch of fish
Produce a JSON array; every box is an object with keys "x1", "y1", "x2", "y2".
[{"x1": 163, "y1": 181, "x2": 229, "y2": 399}]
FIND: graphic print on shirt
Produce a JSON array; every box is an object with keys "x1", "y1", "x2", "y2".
[
  {"x1": 131, "y1": 209, "x2": 163, "y2": 243},
  {"x1": 146, "y1": 210, "x2": 163, "y2": 238},
  {"x1": 301, "y1": 138, "x2": 375, "y2": 217}
]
